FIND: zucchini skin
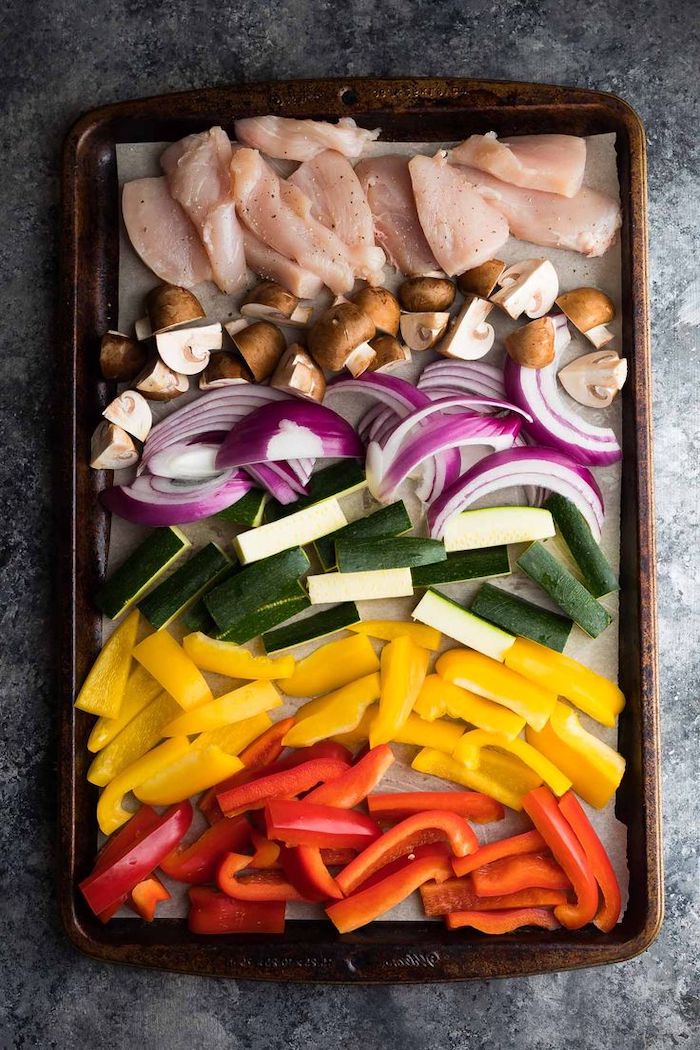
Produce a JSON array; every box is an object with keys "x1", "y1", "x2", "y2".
[
  {"x1": 412, "y1": 547, "x2": 510, "y2": 587},
  {"x1": 314, "y1": 501, "x2": 412, "y2": 571},
  {"x1": 517, "y1": 542, "x2": 612, "y2": 638},
  {"x1": 139, "y1": 543, "x2": 231, "y2": 629},
  {"x1": 336, "y1": 537, "x2": 445, "y2": 572},
  {"x1": 204, "y1": 546, "x2": 310, "y2": 631},
  {"x1": 216, "y1": 489, "x2": 268, "y2": 528},
  {"x1": 95, "y1": 527, "x2": 190, "y2": 619},
  {"x1": 262, "y1": 602, "x2": 360, "y2": 653},
  {"x1": 471, "y1": 582, "x2": 573, "y2": 653},
  {"x1": 217, "y1": 582, "x2": 310, "y2": 644},
  {"x1": 545, "y1": 494, "x2": 618, "y2": 598}
]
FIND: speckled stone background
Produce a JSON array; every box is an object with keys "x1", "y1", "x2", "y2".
[{"x1": 1, "y1": 0, "x2": 698, "y2": 1047}]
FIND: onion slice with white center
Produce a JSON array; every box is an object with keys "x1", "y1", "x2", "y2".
[
  {"x1": 147, "y1": 442, "x2": 222, "y2": 479},
  {"x1": 102, "y1": 470, "x2": 254, "y2": 526},
  {"x1": 244, "y1": 462, "x2": 307, "y2": 504}
]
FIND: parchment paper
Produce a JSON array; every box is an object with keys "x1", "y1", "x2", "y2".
[{"x1": 107, "y1": 134, "x2": 627, "y2": 921}]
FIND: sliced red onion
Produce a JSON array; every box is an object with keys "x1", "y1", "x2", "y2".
[
  {"x1": 418, "y1": 360, "x2": 506, "y2": 400},
  {"x1": 244, "y1": 462, "x2": 304, "y2": 504},
  {"x1": 503, "y1": 356, "x2": 621, "y2": 466},
  {"x1": 427, "y1": 447, "x2": 605, "y2": 540},
  {"x1": 102, "y1": 470, "x2": 254, "y2": 526},
  {"x1": 327, "y1": 372, "x2": 428, "y2": 415},
  {"x1": 147, "y1": 442, "x2": 222, "y2": 479}
]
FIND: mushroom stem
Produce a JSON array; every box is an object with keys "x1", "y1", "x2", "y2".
[
  {"x1": 345, "y1": 343, "x2": 377, "y2": 376},
  {"x1": 399, "y1": 311, "x2": 450, "y2": 352},
  {"x1": 271, "y1": 345, "x2": 326, "y2": 402},
  {"x1": 436, "y1": 296, "x2": 495, "y2": 361},
  {"x1": 558, "y1": 350, "x2": 627, "y2": 407},
  {"x1": 490, "y1": 259, "x2": 559, "y2": 319},
  {"x1": 369, "y1": 335, "x2": 411, "y2": 372}
]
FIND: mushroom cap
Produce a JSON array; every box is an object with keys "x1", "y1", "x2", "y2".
[
  {"x1": 200, "y1": 351, "x2": 253, "y2": 389},
  {"x1": 90, "y1": 421, "x2": 139, "y2": 470},
  {"x1": 368, "y1": 335, "x2": 411, "y2": 372},
  {"x1": 504, "y1": 316, "x2": 556, "y2": 369},
  {"x1": 352, "y1": 287, "x2": 401, "y2": 336},
  {"x1": 242, "y1": 281, "x2": 298, "y2": 315},
  {"x1": 135, "y1": 358, "x2": 190, "y2": 401},
  {"x1": 99, "y1": 331, "x2": 148, "y2": 382},
  {"x1": 271, "y1": 345, "x2": 326, "y2": 402},
  {"x1": 398, "y1": 276, "x2": 456, "y2": 313},
  {"x1": 558, "y1": 349, "x2": 627, "y2": 407},
  {"x1": 555, "y1": 287, "x2": 615, "y2": 333},
  {"x1": 230, "y1": 321, "x2": 286, "y2": 381},
  {"x1": 146, "y1": 284, "x2": 205, "y2": 333},
  {"x1": 456, "y1": 259, "x2": 506, "y2": 299},
  {"x1": 399, "y1": 311, "x2": 451, "y2": 352},
  {"x1": 308, "y1": 302, "x2": 376, "y2": 371}
]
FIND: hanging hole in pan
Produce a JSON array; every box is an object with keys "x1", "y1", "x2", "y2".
[{"x1": 340, "y1": 88, "x2": 358, "y2": 106}]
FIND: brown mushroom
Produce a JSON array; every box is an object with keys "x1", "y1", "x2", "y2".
[
  {"x1": 505, "y1": 316, "x2": 565, "y2": 369},
  {"x1": 103, "y1": 390, "x2": 152, "y2": 441},
  {"x1": 307, "y1": 302, "x2": 376, "y2": 374},
  {"x1": 491, "y1": 259, "x2": 559, "y2": 319},
  {"x1": 558, "y1": 350, "x2": 627, "y2": 407},
  {"x1": 398, "y1": 276, "x2": 456, "y2": 313},
  {"x1": 555, "y1": 288, "x2": 615, "y2": 348},
  {"x1": 134, "y1": 358, "x2": 189, "y2": 401},
  {"x1": 199, "y1": 352, "x2": 253, "y2": 390},
  {"x1": 436, "y1": 296, "x2": 495, "y2": 360},
  {"x1": 240, "y1": 281, "x2": 312, "y2": 327},
  {"x1": 399, "y1": 311, "x2": 451, "y2": 352},
  {"x1": 368, "y1": 335, "x2": 411, "y2": 372},
  {"x1": 134, "y1": 317, "x2": 153, "y2": 341},
  {"x1": 155, "y1": 322, "x2": 223, "y2": 375},
  {"x1": 456, "y1": 259, "x2": 506, "y2": 299},
  {"x1": 271, "y1": 345, "x2": 326, "y2": 402},
  {"x1": 352, "y1": 287, "x2": 401, "y2": 336},
  {"x1": 146, "y1": 284, "x2": 205, "y2": 333},
  {"x1": 228, "y1": 321, "x2": 286, "y2": 381},
  {"x1": 99, "y1": 331, "x2": 148, "y2": 382},
  {"x1": 90, "y1": 421, "x2": 139, "y2": 470}
]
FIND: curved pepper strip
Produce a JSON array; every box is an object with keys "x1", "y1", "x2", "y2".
[
  {"x1": 558, "y1": 791, "x2": 621, "y2": 932},
  {"x1": 182, "y1": 632, "x2": 295, "y2": 679},
  {"x1": 87, "y1": 665, "x2": 162, "y2": 753},
  {"x1": 370, "y1": 636, "x2": 430, "y2": 748},
  {"x1": 471, "y1": 852, "x2": 571, "y2": 897},
  {"x1": 349, "y1": 620, "x2": 441, "y2": 650},
  {"x1": 436, "y1": 649, "x2": 557, "y2": 732},
  {"x1": 414, "y1": 675, "x2": 526, "y2": 740},
  {"x1": 412, "y1": 748, "x2": 542, "y2": 812},
  {"x1": 352, "y1": 844, "x2": 451, "y2": 892},
  {"x1": 280, "y1": 846, "x2": 343, "y2": 901},
  {"x1": 522, "y1": 786, "x2": 599, "y2": 929},
  {"x1": 283, "y1": 674, "x2": 381, "y2": 748},
  {"x1": 75, "y1": 610, "x2": 140, "y2": 718},
  {"x1": 327, "y1": 853, "x2": 453, "y2": 933},
  {"x1": 248, "y1": 829, "x2": 282, "y2": 869},
  {"x1": 281, "y1": 634, "x2": 380, "y2": 697},
  {"x1": 133, "y1": 630, "x2": 213, "y2": 710},
  {"x1": 420, "y1": 877, "x2": 568, "y2": 917},
  {"x1": 265, "y1": 799, "x2": 382, "y2": 850},
  {"x1": 161, "y1": 681, "x2": 282, "y2": 737},
  {"x1": 453, "y1": 730, "x2": 573, "y2": 797},
  {"x1": 305, "y1": 745, "x2": 395, "y2": 808},
  {"x1": 445, "y1": 907, "x2": 560, "y2": 933},
  {"x1": 191, "y1": 712, "x2": 272, "y2": 756},
  {"x1": 188, "y1": 886, "x2": 285, "y2": 934},
  {"x1": 368, "y1": 791, "x2": 504, "y2": 826},
  {"x1": 87, "y1": 691, "x2": 181, "y2": 788},
  {"x1": 216, "y1": 756, "x2": 351, "y2": 817},
  {"x1": 134, "y1": 745, "x2": 243, "y2": 806},
  {"x1": 160, "y1": 816, "x2": 250, "y2": 884},
  {"x1": 97, "y1": 737, "x2": 191, "y2": 835},
  {"x1": 320, "y1": 848, "x2": 357, "y2": 867},
  {"x1": 93, "y1": 805, "x2": 162, "y2": 921},
  {"x1": 217, "y1": 853, "x2": 307, "y2": 901},
  {"x1": 129, "y1": 875, "x2": 170, "y2": 922},
  {"x1": 452, "y1": 829, "x2": 546, "y2": 878}
]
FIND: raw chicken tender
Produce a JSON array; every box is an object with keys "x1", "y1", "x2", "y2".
[
  {"x1": 355, "y1": 155, "x2": 438, "y2": 276},
  {"x1": 121, "y1": 177, "x2": 212, "y2": 287},
  {"x1": 234, "y1": 115, "x2": 380, "y2": 161},
  {"x1": 242, "y1": 228, "x2": 324, "y2": 299},
  {"x1": 449, "y1": 132, "x2": 587, "y2": 197}
]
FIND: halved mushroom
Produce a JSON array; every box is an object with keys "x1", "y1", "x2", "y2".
[
  {"x1": 134, "y1": 358, "x2": 189, "y2": 401},
  {"x1": 223, "y1": 318, "x2": 251, "y2": 340},
  {"x1": 155, "y1": 322, "x2": 223, "y2": 375},
  {"x1": 308, "y1": 302, "x2": 376, "y2": 375},
  {"x1": 368, "y1": 335, "x2": 411, "y2": 372},
  {"x1": 505, "y1": 312, "x2": 570, "y2": 369},
  {"x1": 556, "y1": 287, "x2": 615, "y2": 348},
  {"x1": 436, "y1": 296, "x2": 495, "y2": 361},
  {"x1": 146, "y1": 284, "x2": 205, "y2": 333},
  {"x1": 90, "y1": 421, "x2": 139, "y2": 470},
  {"x1": 490, "y1": 259, "x2": 559, "y2": 319},
  {"x1": 199, "y1": 352, "x2": 253, "y2": 390},
  {"x1": 457, "y1": 259, "x2": 506, "y2": 299},
  {"x1": 558, "y1": 349, "x2": 627, "y2": 407},
  {"x1": 399, "y1": 311, "x2": 451, "y2": 352},
  {"x1": 352, "y1": 287, "x2": 401, "y2": 336},
  {"x1": 103, "y1": 390, "x2": 152, "y2": 442},
  {"x1": 228, "y1": 321, "x2": 286, "y2": 381},
  {"x1": 99, "y1": 331, "x2": 148, "y2": 382},
  {"x1": 271, "y1": 345, "x2": 326, "y2": 402},
  {"x1": 240, "y1": 281, "x2": 312, "y2": 327},
  {"x1": 398, "y1": 276, "x2": 456, "y2": 313},
  {"x1": 134, "y1": 317, "x2": 153, "y2": 341}
]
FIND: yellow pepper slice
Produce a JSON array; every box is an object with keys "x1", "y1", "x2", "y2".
[
  {"x1": 414, "y1": 674, "x2": 525, "y2": 740},
  {"x1": 75, "y1": 610, "x2": 140, "y2": 718},
  {"x1": 436, "y1": 649, "x2": 557, "y2": 732},
  {"x1": 97, "y1": 736, "x2": 190, "y2": 835},
  {"x1": 87, "y1": 692, "x2": 181, "y2": 787},
  {"x1": 191, "y1": 712, "x2": 272, "y2": 755},
  {"x1": 526, "y1": 701, "x2": 626, "y2": 808},
  {"x1": 392, "y1": 712, "x2": 463, "y2": 752},
  {"x1": 87, "y1": 665, "x2": 162, "y2": 753},
  {"x1": 505, "y1": 636, "x2": 625, "y2": 727},
  {"x1": 162, "y1": 681, "x2": 281, "y2": 736},
  {"x1": 133, "y1": 744, "x2": 243, "y2": 805},
  {"x1": 333, "y1": 707, "x2": 376, "y2": 748},
  {"x1": 133, "y1": 630, "x2": 213, "y2": 710},
  {"x1": 284, "y1": 674, "x2": 381, "y2": 747},
  {"x1": 370, "y1": 637, "x2": 430, "y2": 748},
  {"x1": 182, "y1": 632, "x2": 295, "y2": 680},
  {"x1": 453, "y1": 730, "x2": 573, "y2": 797},
  {"x1": 412, "y1": 746, "x2": 543, "y2": 811},
  {"x1": 349, "y1": 620, "x2": 441, "y2": 650},
  {"x1": 281, "y1": 634, "x2": 380, "y2": 698}
]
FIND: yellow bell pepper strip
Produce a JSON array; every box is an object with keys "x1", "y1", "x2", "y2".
[
  {"x1": 87, "y1": 692, "x2": 181, "y2": 787},
  {"x1": 161, "y1": 681, "x2": 281, "y2": 737},
  {"x1": 504, "y1": 636, "x2": 625, "y2": 727},
  {"x1": 525, "y1": 701, "x2": 626, "y2": 808},
  {"x1": 191, "y1": 712, "x2": 272, "y2": 756},
  {"x1": 283, "y1": 674, "x2": 381, "y2": 748},
  {"x1": 349, "y1": 620, "x2": 441, "y2": 650},
  {"x1": 392, "y1": 713, "x2": 464, "y2": 753},
  {"x1": 134, "y1": 744, "x2": 243, "y2": 806},
  {"x1": 370, "y1": 636, "x2": 430, "y2": 747},
  {"x1": 436, "y1": 649, "x2": 556, "y2": 732},
  {"x1": 182, "y1": 632, "x2": 295, "y2": 680},
  {"x1": 414, "y1": 674, "x2": 525, "y2": 740},
  {"x1": 412, "y1": 747, "x2": 542, "y2": 812},
  {"x1": 280, "y1": 634, "x2": 380, "y2": 698},
  {"x1": 333, "y1": 707, "x2": 377, "y2": 748},
  {"x1": 74, "y1": 610, "x2": 140, "y2": 718},
  {"x1": 133, "y1": 630, "x2": 213, "y2": 710},
  {"x1": 87, "y1": 665, "x2": 162, "y2": 753},
  {"x1": 453, "y1": 730, "x2": 573, "y2": 797},
  {"x1": 97, "y1": 736, "x2": 190, "y2": 835}
]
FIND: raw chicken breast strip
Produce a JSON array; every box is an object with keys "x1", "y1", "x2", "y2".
[
  {"x1": 230, "y1": 148, "x2": 356, "y2": 294},
  {"x1": 288, "y1": 150, "x2": 386, "y2": 284},
  {"x1": 409, "y1": 152, "x2": 510, "y2": 276},
  {"x1": 449, "y1": 133, "x2": 587, "y2": 198},
  {"x1": 453, "y1": 164, "x2": 621, "y2": 257},
  {"x1": 234, "y1": 115, "x2": 380, "y2": 161},
  {"x1": 242, "y1": 228, "x2": 324, "y2": 299},
  {"x1": 121, "y1": 177, "x2": 212, "y2": 287},
  {"x1": 355, "y1": 155, "x2": 438, "y2": 276}
]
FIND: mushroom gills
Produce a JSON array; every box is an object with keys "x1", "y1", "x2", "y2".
[
  {"x1": 490, "y1": 259, "x2": 559, "y2": 319},
  {"x1": 135, "y1": 359, "x2": 190, "y2": 401},
  {"x1": 399, "y1": 311, "x2": 451, "y2": 352},
  {"x1": 271, "y1": 345, "x2": 326, "y2": 402},
  {"x1": 558, "y1": 350, "x2": 627, "y2": 407},
  {"x1": 103, "y1": 390, "x2": 153, "y2": 442},
  {"x1": 436, "y1": 296, "x2": 495, "y2": 361},
  {"x1": 90, "y1": 421, "x2": 140, "y2": 470},
  {"x1": 156, "y1": 322, "x2": 223, "y2": 375}
]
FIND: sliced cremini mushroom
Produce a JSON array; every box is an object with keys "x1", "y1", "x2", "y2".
[
  {"x1": 134, "y1": 317, "x2": 153, "y2": 342},
  {"x1": 228, "y1": 321, "x2": 286, "y2": 381},
  {"x1": 99, "y1": 331, "x2": 148, "y2": 382},
  {"x1": 399, "y1": 311, "x2": 451, "y2": 352},
  {"x1": 558, "y1": 349, "x2": 627, "y2": 407},
  {"x1": 436, "y1": 295, "x2": 495, "y2": 361},
  {"x1": 352, "y1": 287, "x2": 401, "y2": 336},
  {"x1": 505, "y1": 312, "x2": 570, "y2": 369},
  {"x1": 103, "y1": 390, "x2": 152, "y2": 442},
  {"x1": 134, "y1": 358, "x2": 189, "y2": 401},
  {"x1": 308, "y1": 302, "x2": 376, "y2": 374},
  {"x1": 457, "y1": 259, "x2": 506, "y2": 299},
  {"x1": 368, "y1": 335, "x2": 411, "y2": 372},
  {"x1": 199, "y1": 352, "x2": 253, "y2": 390},
  {"x1": 555, "y1": 287, "x2": 615, "y2": 348},
  {"x1": 398, "y1": 276, "x2": 456, "y2": 313},
  {"x1": 240, "y1": 281, "x2": 312, "y2": 327},
  {"x1": 155, "y1": 322, "x2": 223, "y2": 375},
  {"x1": 146, "y1": 284, "x2": 205, "y2": 333},
  {"x1": 90, "y1": 421, "x2": 139, "y2": 470},
  {"x1": 490, "y1": 259, "x2": 559, "y2": 319},
  {"x1": 271, "y1": 345, "x2": 326, "y2": 402}
]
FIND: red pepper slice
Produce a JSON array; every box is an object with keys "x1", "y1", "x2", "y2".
[
  {"x1": 452, "y1": 829, "x2": 547, "y2": 878},
  {"x1": 239, "y1": 716, "x2": 297, "y2": 768},
  {"x1": 558, "y1": 791, "x2": 621, "y2": 932},
  {"x1": 265, "y1": 799, "x2": 381, "y2": 849},
  {"x1": 326, "y1": 853, "x2": 453, "y2": 933},
  {"x1": 368, "y1": 791, "x2": 505, "y2": 825},
  {"x1": 279, "y1": 846, "x2": 343, "y2": 901},
  {"x1": 356, "y1": 844, "x2": 452, "y2": 892},
  {"x1": 159, "y1": 817, "x2": 250, "y2": 884},
  {"x1": 216, "y1": 756, "x2": 351, "y2": 817},
  {"x1": 217, "y1": 853, "x2": 307, "y2": 901},
  {"x1": 80, "y1": 801, "x2": 192, "y2": 916},
  {"x1": 248, "y1": 828, "x2": 282, "y2": 869},
  {"x1": 336, "y1": 810, "x2": 479, "y2": 896},
  {"x1": 93, "y1": 806, "x2": 164, "y2": 921},
  {"x1": 128, "y1": 875, "x2": 171, "y2": 922},
  {"x1": 188, "y1": 886, "x2": 285, "y2": 934},
  {"x1": 523, "y1": 786, "x2": 599, "y2": 929},
  {"x1": 471, "y1": 852, "x2": 571, "y2": 897},
  {"x1": 304, "y1": 745, "x2": 395, "y2": 808},
  {"x1": 445, "y1": 907, "x2": 560, "y2": 933},
  {"x1": 420, "y1": 877, "x2": 569, "y2": 917},
  {"x1": 320, "y1": 847, "x2": 357, "y2": 866}
]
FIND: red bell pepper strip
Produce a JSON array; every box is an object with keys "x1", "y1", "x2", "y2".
[
  {"x1": 159, "y1": 817, "x2": 250, "y2": 884},
  {"x1": 239, "y1": 716, "x2": 297, "y2": 768},
  {"x1": 368, "y1": 791, "x2": 505, "y2": 826},
  {"x1": 558, "y1": 791, "x2": 621, "y2": 932},
  {"x1": 326, "y1": 853, "x2": 453, "y2": 933},
  {"x1": 336, "y1": 811, "x2": 479, "y2": 896},
  {"x1": 355, "y1": 844, "x2": 451, "y2": 892},
  {"x1": 304, "y1": 745, "x2": 395, "y2": 808},
  {"x1": 188, "y1": 886, "x2": 285, "y2": 934},
  {"x1": 217, "y1": 756, "x2": 351, "y2": 817},
  {"x1": 452, "y1": 829, "x2": 547, "y2": 878},
  {"x1": 128, "y1": 875, "x2": 171, "y2": 921},
  {"x1": 523, "y1": 786, "x2": 599, "y2": 930},
  {"x1": 320, "y1": 847, "x2": 357, "y2": 866},
  {"x1": 217, "y1": 853, "x2": 307, "y2": 901},
  {"x1": 248, "y1": 828, "x2": 282, "y2": 869},
  {"x1": 445, "y1": 907, "x2": 560, "y2": 933},
  {"x1": 80, "y1": 800, "x2": 192, "y2": 916},
  {"x1": 420, "y1": 877, "x2": 569, "y2": 917},
  {"x1": 471, "y1": 852, "x2": 571, "y2": 897},
  {"x1": 93, "y1": 806, "x2": 163, "y2": 921},
  {"x1": 279, "y1": 846, "x2": 343, "y2": 901},
  {"x1": 265, "y1": 799, "x2": 381, "y2": 849}
]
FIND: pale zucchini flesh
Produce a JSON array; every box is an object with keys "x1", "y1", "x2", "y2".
[
  {"x1": 412, "y1": 589, "x2": 515, "y2": 662},
  {"x1": 308, "y1": 568, "x2": 414, "y2": 604},
  {"x1": 443, "y1": 507, "x2": 555, "y2": 552},
  {"x1": 234, "y1": 499, "x2": 348, "y2": 564}
]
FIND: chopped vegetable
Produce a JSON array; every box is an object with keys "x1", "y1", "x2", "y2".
[
  {"x1": 314, "y1": 500, "x2": 412, "y2": 571},
  {"x1": 327, "y1": 852, "x2": 453, "y2": 932},
  {"x1": 182, "y1": 632, "x2": 294, "y2": 680},
  {"x1": 368, "y1": 791, "x2": 504, "y2": 825},
  {"x1": 336, "y1": 537, "x2": 446, "y2": 573},
  {"x1": 204, "y1": 546, "x2": 310, "y2": 632},
  {"x1": 265, "y1": 460, "x2": 366, "y2": 520},
  {"x1": 348, "y1": 620, "x2": 441, "y2": 650},
  {"x1": 281, "y1": 634, "x2": 380, "y2": 698},
  {"x1": 96, "y1": 737, "x2": 190, "y2": 835},
  {"x1": 128, "y1": 875, "x2": 171, "y2": 922},
  {"x1": 161, "y1": 681, "x2": 282, "y2": 737},
  {"x1": 235, "y1": 499, "x2": 348, "y2": 565},
  {"x1": 517, "y1": 541, "x2": 612, "y2": 638},
  {"x1": 265, "y1": 799, "x2": 382, "y2": 849},
  {"x1": 217, "y1": 854, "x2": 307, "y2": 901},
  {"x1": 216, "y1": 581, "x2": 311, "y2": 644},
  {"x1": 308, "y1": 567, "x2": 414, "y2": 604},
  {"x1": 216, "y1": 755, "x2": 351, "y2": 817},
  {"x1": 283, "y1": 674, "x2": 381, "y2": 748},
  {"x1": 453, "y1": 730, "x2": 573, "y2": 797},
  {"x1": 305, "y1": 745, "x2": 395, "y2": 808},
  {"x1": 411, "y1": 748, "x2": 542, "y2": 812},
  {"x1": 420, "y1": 879, "x2": 567, "y2": 917},
  {"x1": 471, "y1": 852, "x2": 571, "y2": 897},
  {"x1": 544, "y1": 493, "x2": 619, "y2": 598},
  {"x1": 191, "y1": 712, "x2": 273, "y2": 756},
  {"x1": 87, "y1": 692, "x2": 180, "y2": 787},
  {"x1": 436, "y1": 649, "x2": 557, "y2": 732},
  {"x1": 133, "y1": 630, "x2": 213, "y2": 711},
  {"x1": 442, "y1": 507, "x2": 555, "y2": 551},
  {"x1": 414, "y1": 674, "x2": 526, "y2": 739},
  {"x1": 412, "y1": 590, "x2": 516, "y2": 662},
  {"x1": 138, "y1": 543, "x2": 231, "y2": 629},
  {"x1": 470, "y1": 582, "x2": 573, "y2": 653},
  {"x1": 389, "y1": 712, "x2": 465, "y2": 753},
  {"x1": 279, "y1": 846, "x2": 343, "y2": 901},
  {"x1": 452, "y1": 829, "x2": 546, "y2": 878},
  {"x1": 371, "y1": 636, "x2": 430, "y2": 747},
  {"x1": 216, "y1": 400, "x2": 363, "y2": 469},
  {"x1": 87, "y1": 665, "x2": 162, "y2": 753},
  {"x1": 134, "y1": 744, "x2": 243, "y2": 806},
  {"x1": 74, "y1": 610, "x2": 140, "y2": 718},
  {"x1": 94, "y1": 529, "x2": 191, "y2": 619},
  {"x1": 188, "y1": 886, "x2": 285, "y2": 934},
  {"x1": 160, "y1": 817, "x2": 251, "y2": 884},
  {"x1": 445, "y1": 908, "x2": 560, "y2": 933},
  {"x1": 412, "y1": 546, "x2": 511, "y2": 587},
  {"x1": 558, "y1": 791, "x2": 621, "y2": 931},
  {"x1": 262, "y1": 602, "x2": 360, "y2": 653}
]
